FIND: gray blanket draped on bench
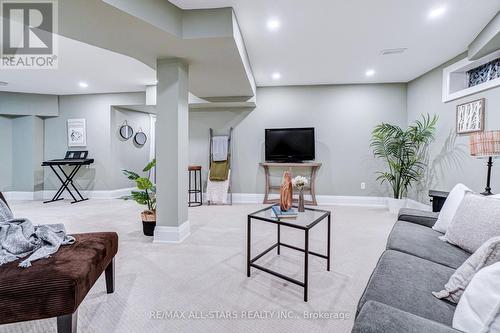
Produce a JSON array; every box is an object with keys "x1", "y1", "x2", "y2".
[{"x1": 0, "y1": 199, "x2": 75, "y2": 268}]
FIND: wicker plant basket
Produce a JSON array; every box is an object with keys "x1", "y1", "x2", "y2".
[{"x1": 141, "y1": 210, "x2": 156, "y2": 222}]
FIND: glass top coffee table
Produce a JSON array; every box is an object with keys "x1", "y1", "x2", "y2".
[{"x1": 247, "y1": 205, "x2": 331, "y2": 302}]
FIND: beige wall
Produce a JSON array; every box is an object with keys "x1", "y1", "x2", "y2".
[
  {"x1": 0, "y1": 116, "x2": 13, "y2": 191},
  {"x1": 8, "y1": 55, "x2": 498, "y2": 200},
  {"x1": 407, "y1": 54, "x2": 500, "y2": 201},
  {"x1": 43, "y1": 93, "x2": 150, "y2": 191},
  {"x1": 189, "y1": 84, "x2": 408, "y2": 197}
]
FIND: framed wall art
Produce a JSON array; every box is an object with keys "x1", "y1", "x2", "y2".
[
  {"x1": 456, "y1": 98, "x2": 485, "y2": 134},
  {"x1": 67, "y1": 118, "x2": 87, "y2": 147}
]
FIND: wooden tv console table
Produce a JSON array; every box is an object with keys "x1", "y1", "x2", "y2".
[{"x1": 260, "y1": 162, "x2": 322, "y2": 206}]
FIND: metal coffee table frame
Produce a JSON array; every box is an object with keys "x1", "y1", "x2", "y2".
[{"x1": 247, "y1": 205, "x2": 331, "y2": 302}]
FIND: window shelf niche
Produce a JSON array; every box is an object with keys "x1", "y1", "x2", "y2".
[{"x1": 442, "y1": 49, "x2": 500, "y2": 103}]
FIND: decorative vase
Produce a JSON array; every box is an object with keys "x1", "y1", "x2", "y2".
[
  {"x1": 298, "y1": 188, "x2": 305, "y2": 212},
  {"x1": 280, "y1": 171, "x2": 293, "y2": 211}
]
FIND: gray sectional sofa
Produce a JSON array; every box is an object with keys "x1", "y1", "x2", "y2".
[{"x1": 352, "y1": 208, "x2": 470, "y2": 333}]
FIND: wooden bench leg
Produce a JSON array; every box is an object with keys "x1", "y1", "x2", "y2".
[
  {"x1": 57, "y1": 310, "x2": 77, "y2": 333},
  {"x1": 105, "y1": 258, "x2": 115, "y2": 294}
]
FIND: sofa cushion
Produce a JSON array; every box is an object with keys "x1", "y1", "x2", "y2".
[
  {"x1": 444, "y1": 192, "x2": 500, "y2": 253},
  {"x1": 0, "y1": 232, "x2": 118, "y2": 325},
  {"x1": 357, "y1": 250, "x2": 457, "y2": 325},
  {"x1": 387, "y1": 221, "x2": 470, "y2": 269},
  {"x1": 398, "y1": 208, "x2": 438, "y2": 228},
  {"x1": 353, "y1": 301, "x2": 461, "y2": 333},
  {"x1": 433, "y1": 183, "x2": 471, "y2": 233}
]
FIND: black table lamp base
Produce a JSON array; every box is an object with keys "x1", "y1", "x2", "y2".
[{"x1": 482, "y1": 156, "x2": 494, "y2": 196}]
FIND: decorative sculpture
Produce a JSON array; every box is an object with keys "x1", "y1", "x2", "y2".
[{"x1": 280, "y1": 171, "x2": 293, "y2": 211}]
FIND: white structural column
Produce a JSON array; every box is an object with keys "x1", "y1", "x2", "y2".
[{"x1": 154, "y1": 58, "x2": 190, "y2": 243}]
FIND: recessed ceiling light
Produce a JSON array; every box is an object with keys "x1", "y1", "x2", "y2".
[
  {"x1": 78, "y1": 82, "x2": 88, "y2": 88},
  {"x1": 272, "y1": 72, "x2": 281, "y2": 80},
  {"x1": 365, "y1": 69, "x2": 375, "y2": 77},
  {"x1": 429, "y1": 6, "x2": 446, "y2": 19},
  {"x1": 267, "y1": 19, "x2": 281, "y2": 31}
]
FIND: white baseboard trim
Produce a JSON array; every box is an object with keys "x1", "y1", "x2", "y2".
[
  {"x1": 3, "y1": 191, "x2": 37, "y2": 201},
  {"x1": 4, "y1": 188, "x2": 136, "y2": 201},
  {"x1": 3, "y1": 188, "x2": 432, "y2": 211},
  {"x1": 42, "y1": 187, "x2": 136, "y2": 200},
  {"x1": 153, "y1": 221, "x2": 191, "y2": 243}
]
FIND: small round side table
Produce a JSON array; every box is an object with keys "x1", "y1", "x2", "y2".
[{"x1": 188, "y1": 165, "x2": 202, "y2": 207}]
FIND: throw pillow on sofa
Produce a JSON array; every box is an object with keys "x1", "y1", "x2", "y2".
[
  {"x1": 453, "y1": 262, "x2": 500, "y2": 333},
  {"x1": 433, "y1": 236, "x2": 500, "y2": 303},
  {"x1": 444, "y1": 192, "x2": 500, "y2": 253},
  {"x1": 432, "y1": 183, "x2": 471, "y2": 233}
]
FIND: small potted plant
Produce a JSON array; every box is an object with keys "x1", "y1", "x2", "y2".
[
  {"x1": 292, "y1": 175, "x2": 308, "y2": 212},
  {"x1": 123, "y1": 159, "x2": 157, "y2": 236}
]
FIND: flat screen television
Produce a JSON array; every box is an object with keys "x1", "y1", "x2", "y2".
[{"x1": 265, "y1": 127, "x2": 315, "y2": 162}]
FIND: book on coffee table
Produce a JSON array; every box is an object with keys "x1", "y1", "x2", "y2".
[{"x1": 271, "y1": 205, "x2": 298, "y2": 218}]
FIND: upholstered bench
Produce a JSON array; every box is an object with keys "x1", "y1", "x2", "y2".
[{"x1": 0, "y1": 193, "x2": 118, "y2": 333}]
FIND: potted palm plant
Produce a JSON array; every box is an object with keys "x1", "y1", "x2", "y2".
[
  {"x1": 123, "y1": 159, "x2": 157, "y2": 236},
  {"x1": 371, "y1": 114, "x2": 438, "y2": 213}
]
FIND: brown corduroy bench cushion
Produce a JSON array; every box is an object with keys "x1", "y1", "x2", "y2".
[{"x1": 0, "y1": 232, "x2": 118, "y2": 326}]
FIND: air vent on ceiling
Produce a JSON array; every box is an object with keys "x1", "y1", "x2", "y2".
[
  {"x1": 381, "y1": 48, "x2": 407, "y2": 55},
  {"x1": 0, "y1": 81, "x2": 7, "y2": 86}
]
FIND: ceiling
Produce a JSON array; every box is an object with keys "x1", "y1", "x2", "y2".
[
  {"x1": 0, "y1": 35, "x2": 156, "y2": 95},
  {"x1": 1, "y1": 1, "x2": 255, "y2": 97},
  {"x1": 170, "y1": 0, "x2": 500, "y2": 86},
  {"x1": 56, "y1": 1, "x2": 254, "y2": 97},
  {"x1": 1, "y1": 0, "x2": 498, "y2": 95}
]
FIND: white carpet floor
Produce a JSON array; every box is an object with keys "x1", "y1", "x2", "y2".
[{"x1": 0, "y1": 200, "x2": 395, "y2": 333}]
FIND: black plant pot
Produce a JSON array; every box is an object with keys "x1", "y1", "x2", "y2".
[
  {"x1": 141, "y1": 210, "x2": 156, "y2": 236},
  {"x1": 142, "y1": 221, "x2": 156, "y2": 236}
]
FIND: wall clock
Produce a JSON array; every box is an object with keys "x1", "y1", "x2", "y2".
[
  {"x1": 119, "y1": 122, "x2": 134, "y2": 140},
  {"x1": 134, "y1": 131, "x2": 147, "y2": 146}
]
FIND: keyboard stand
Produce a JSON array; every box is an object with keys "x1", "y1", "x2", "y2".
[{"x1": 44, "y1": 164, "x2": 89, "y2": 204}]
